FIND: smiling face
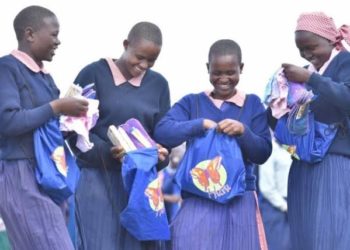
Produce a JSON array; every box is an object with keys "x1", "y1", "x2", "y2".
[
  {"x1": 119, "y1": 38, "x2": 161, "y2": 79},
  {"x1": 207, "y1": 54, "x2": 243, "y2": 100},
  {"x1": 29, "y1": 15, "x2": 60, "y2": 64},
  {"x1": 295, "y1": 30, "x2": 334, "y2": 70}
]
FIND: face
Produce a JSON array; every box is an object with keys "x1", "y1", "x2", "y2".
[
  {"x1": 207, "y1": 54, "x2": 243, "y2": 100},
  {"x1": 295, "y1": 31, "x2": 334, "y2": 70},
  {"x1": 120, "y1": 38, "x2": 161, "y2": 79},
  {"x1": 29, "y1": 16, "x2": 60, "y2": 64}
]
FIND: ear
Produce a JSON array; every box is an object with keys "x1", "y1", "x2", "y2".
[
  {"x1": 206, "y1": 62, "x2": 210, "y2": 73},
  {"x1": 24, "y1": 26, "x2": 35, "y2": 43},
  {"x1": 240, "y1": 63, "x2": 244, "y2": 73},
  {"x1": 123, "y1": 39, "x2": 129, "y2": 50}
]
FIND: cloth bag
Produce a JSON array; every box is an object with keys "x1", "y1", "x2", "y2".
[
  {"x1": 120, "y1": 147, "x2": 170, "y2": 241},
  {"x1": 176, "y1": 128, "x2": 246, "y2": 204},
  {"x1": 274, "y1": 113, "x2": 337, "y2": 163},
  {"x1": 34, "y1": 118, "x2": 80, "y2": 204}
]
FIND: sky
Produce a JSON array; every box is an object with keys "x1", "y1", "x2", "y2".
[{"x1": 1, "y1": 0, "x2": 349, "y2": 103}]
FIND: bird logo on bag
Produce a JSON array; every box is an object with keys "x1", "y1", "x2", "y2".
[
  {"x1": 51, "y1": 146, "x2": 68, "y2": 177},
  {"x1": 145, "y1": 177, "x2": 165, "y2": 213},
  {"x1": 190, "y1": 156, "x2": 227, "y2": 194}
]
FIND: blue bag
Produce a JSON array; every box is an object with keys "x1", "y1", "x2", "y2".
[
  {"x1": 176, "y1": 128, "x2": 246, "y2": 204},
  {"x1": 34, "y1": 118, "x2": 80, "y2": 204},
  {"x1": 120, "y1": 147, "x2": 170, "y2": 241},
  {"x1": 274, "y1": 113, "x2": 337, "y2": 163}
]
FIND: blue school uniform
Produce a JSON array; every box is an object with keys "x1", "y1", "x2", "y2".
[
  {"x1": 154, "y1": 92, "x2": 272, "y2": 250},
  {"x1": 161, "y1": 167, "x2": 181, "y2": 222},
  {"x1": 286, "y1": 51, "x2": 350, "y2": 250},
  {"x1": 0, "y1": 51, "x2": 74, "y2": 250},
  {"x1": 72, "y1": 58, "x2": 170, "y2": 250}
]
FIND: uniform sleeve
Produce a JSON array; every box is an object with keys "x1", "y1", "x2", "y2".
[
  {"x1": 236, "y1": 96, "x2": 272, "y2": 165},
  {"x1": 0, "y1": 63, "x2": 54, "y2": 137},
  {"x1": 154, "y1": 95, "x2": 205, "y2": 148},
  {"x1": 307, "y1": 58, "x2": 350, "y2": 114}
]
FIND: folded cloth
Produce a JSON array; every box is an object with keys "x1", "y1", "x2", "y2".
[{"x1": 60, "y1": 98, "x2": 99, "y2": 152}]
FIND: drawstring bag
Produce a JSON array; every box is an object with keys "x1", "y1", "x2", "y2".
[
  {"x1": 274, "y1": 113, "x2": 338, "y2": 163},
  {"x1": 120, "y1": 147, "x2": 170, "y2": 241},
  {"x1": 176, "y1": 128, "x2": 246, "y2": 204},
  {"x1": 34, "y1": 118, "x2": 80, "y2": 204}
]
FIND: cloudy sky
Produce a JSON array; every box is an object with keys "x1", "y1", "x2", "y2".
[{"x1": 1, "y1": 0, "x2": 348, "y2": 103}]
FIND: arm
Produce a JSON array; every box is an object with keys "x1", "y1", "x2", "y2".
[
  {"x1": 0, "y1": 63, "x2": 55, "y2": 136},
  {"x1": 236, "y1": 97, "x2": 272, "y2": 165},
  {"x1": 71, "y1": 63, "x2": 117, "y2": 168},
  {"x1": 154, "y1": 95, "x2": 205, "y2": 148},
  {"x1": 283, "y1": 58, "x2": 350, "y2": 114},
  {"x1": 308, "y1": 69, "x2": 350, "y2": 114}
]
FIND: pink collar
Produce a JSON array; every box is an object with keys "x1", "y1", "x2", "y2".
[
  {"x1": 307, "y1": 48, "x2": 340, "y2": 74},
  {"x1": 11, "y1": 50, "x2": 48, "y2": 74},
  {"x1": 205, "y1": 89, "x2": 246, "y2": 108},
  {"x1": 105, "y1": 58, "x2": 144, "y2": 87}
]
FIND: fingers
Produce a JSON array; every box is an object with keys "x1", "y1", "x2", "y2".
[
  {"x1": 110, "y1": 146, "x2": 125, "y2": 161},
  {"x1": 217, "y1": 119, "x2": 244, "y2": 135}
]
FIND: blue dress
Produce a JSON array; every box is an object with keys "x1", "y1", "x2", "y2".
[
  {"x1": 72, "y1": 59, "x2": 170, "y2": 250},
  {"x1": 154, "y1": 92, "x2": 272, "y2": 250},
  {"x1": 269, "y1": 51, "x2": 350, "y2": 250},
  {"x1": 0, "y1": 53, "x2": 74, "y2": 250}
]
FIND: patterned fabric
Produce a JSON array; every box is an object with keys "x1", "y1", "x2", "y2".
[{"x1": 296, "y1": 12, "x2": 350, "y2": 46}]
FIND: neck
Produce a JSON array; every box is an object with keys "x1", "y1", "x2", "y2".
[
  {"x1": 210, "y1": 89, "x2": 237, "y2": 100},
  {"x1": 17, "y1": 44, "x2": 43, "y2": 68},
  {"x1": 115, "y1": 58, "x2": 132, "y2": 80}
]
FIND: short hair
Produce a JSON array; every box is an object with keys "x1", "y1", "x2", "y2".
[
  {"x1": 13, "y1": 5, "x2": 56, "y2": 41},
  {"x1": 127, "y1": 22, "x2": 162, "y2": 46},
  {"x1": 208, "y1": 39, "x2": 242, "y2": 64}
]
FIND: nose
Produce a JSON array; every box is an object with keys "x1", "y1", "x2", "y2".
[
  {"x1": 55, "y1": 37, "x2": 61, "y2": 46},
  {"x1": 139, "y1": 60, "x2": 148, "y2": 70}
]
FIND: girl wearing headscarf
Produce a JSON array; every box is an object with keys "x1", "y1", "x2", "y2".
[{"x1": 268, "y1": 12, "x2": 350, "y2": 250}]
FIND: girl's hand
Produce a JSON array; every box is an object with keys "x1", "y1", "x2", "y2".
[
  {"x1": 217, "y1": 119, "x2": 244, "y2": 136},
  {"x1": 282, "y1": 63, "x2": 312, "y2": 83},
  {"x1": 203, "y1": 119, "x2": 217, "y2": 130},
  {"x1": 157, "y1": 144, "x2": 169, "y2": 162},
  {"x1": 110, "y1": 145, "x2": 125, "y2": 162},
  {"x1": 50, "y1": 97, "x2": 89, "y2": 116}
]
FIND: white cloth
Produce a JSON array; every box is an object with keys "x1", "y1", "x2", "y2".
[
  {"x1": 60, "y1": 99, "x2": 99, "y2": 152},
  {"x1": 259, "y1": 140, "x2": 292, "y2": 212}
]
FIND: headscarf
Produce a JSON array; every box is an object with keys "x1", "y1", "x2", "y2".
[{"x1": 296, "y1": 12, "x2": 350, "y2": 49}]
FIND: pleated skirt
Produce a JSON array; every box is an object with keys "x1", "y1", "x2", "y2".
[
  {"x1": 0, "y1": 159, "x2": 74, "y2": 250},
  {"x1": 166, "y1": 191, "x2": 266, "y2": 250},
  {"x1": 75, "y1": 167, "x2": 159, "y2": 250},
  {"x1": 288, "y1": 154, "x2": 350, "y2": 250}
]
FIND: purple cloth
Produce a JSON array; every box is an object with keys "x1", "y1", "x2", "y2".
[
  {"x1": 167, "y1": 192, "x2": 261, "y2": 250},
  {"x1": 0, "y1": 159, "x2": 74, "y2": 250}
]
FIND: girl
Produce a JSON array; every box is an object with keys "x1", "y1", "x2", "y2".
[
  {"x1": 0, "y1": 5, "x2": 88, "y2": 250},
  {"x1": 72, "y1": 22, "x2": 170, "y2": 250},
  {"x1": 154, "y1": 39, "x2": 272, "y2": 250},
  {"x1": 272, "y1": 12, "x2": 350, "y2": 250}
]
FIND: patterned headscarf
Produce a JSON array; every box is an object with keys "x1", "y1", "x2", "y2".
[{"x1": 296, "y1": 12, "x2": 350, "y2": 48}]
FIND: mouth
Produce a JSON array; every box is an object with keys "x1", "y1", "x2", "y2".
[{"x1": 133, "y1": 66, "x2": 146, "y2": 75}]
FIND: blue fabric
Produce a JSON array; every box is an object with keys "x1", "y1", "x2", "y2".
[
  {"x1": 154, "y1": 93, "x2": 272, "y2": 192},
  {"x1": 0, "y1": 55, "x2": 58, "y2": 160},
  {"x1": 120, "y1": 147, "x2": 170, "y2": 241},
  {"x1": 274, "y1": 113, "x2": 337, "y2": 163},
  {"x1": 34, "y1": 118, "x2": 80, "y2": 204},
  {"x1": 176, "y1": 129, "x2": 246, "y2": 203},
  {"x1": 72, "y1": 58, "x2": 170, "y2": 249},
  {"x1": 288, "y1": 154, "x2": 350, "y2": 250},
  {"x1": 162, "y1": 168, "x2": 181, "y2": 221},
  {"x1": 307, "y1": 51, "x2": 350, "y2": 157}
]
